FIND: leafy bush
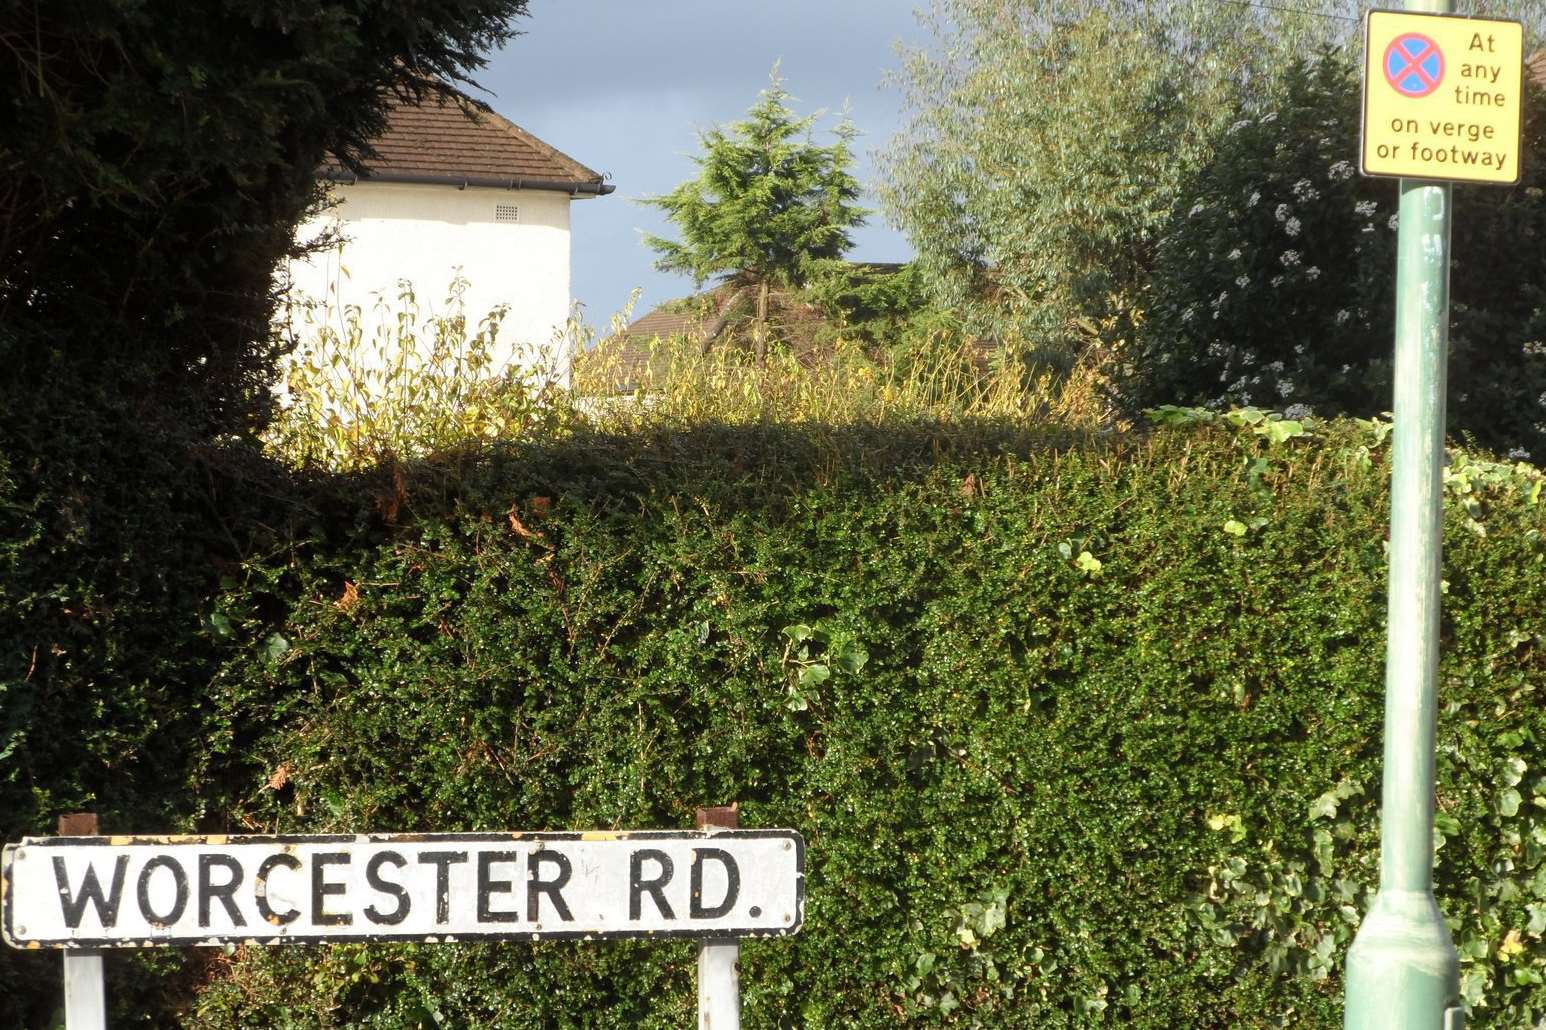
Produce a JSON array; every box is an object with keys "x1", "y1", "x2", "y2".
[
  {"x1": 1121, "y1": 52, "x2": 1546, "y2": 460},
  {"x1": 6, "y1": 411, "x2": 1534, "y2": 1027}
]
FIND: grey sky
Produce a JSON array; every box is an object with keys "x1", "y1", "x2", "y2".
[{"x1": 479, "y1": 1, "x2": 927, "y2": 331}]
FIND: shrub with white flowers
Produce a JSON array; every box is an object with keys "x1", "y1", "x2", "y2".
[{"x1": 1117, "y1": 49, "x2": 1546, "y2": 459}]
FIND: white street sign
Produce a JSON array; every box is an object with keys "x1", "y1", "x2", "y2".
[{"x1": 2, "y1": 830, "x2": 804, "y2": 948}]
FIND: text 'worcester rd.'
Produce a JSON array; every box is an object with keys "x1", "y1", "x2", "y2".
[{"x1": 2, "y1": 832, "x2": 804, "y2": 947}]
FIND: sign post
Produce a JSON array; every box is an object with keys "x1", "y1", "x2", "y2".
[
  {"x1": 696, "y1": 805, "x2": 742, "y2": 1030},
  {"x1": 57, "y1": 814, "x2": 105, "y2": 1030},
  {"x1": 4, "y1": 826, "x2": 805, "y2": 1025},
  {"x1": 1348, "y1": 6, "x2": 1522, "y2": 1029}
]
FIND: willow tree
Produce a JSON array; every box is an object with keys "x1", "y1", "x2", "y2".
[
  {"x1": 641, "y1": 71, "x2": 867, "y2": 352},
  {"x1": 877, "y1": 0, "x2": 1361, "y2": 368}
]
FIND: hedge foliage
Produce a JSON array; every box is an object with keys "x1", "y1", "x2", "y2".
[{"x1": 6, "y1": 411, "x2": 1541, "y2": 1027}]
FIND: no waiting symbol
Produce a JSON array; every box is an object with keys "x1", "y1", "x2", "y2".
[{"x1": 1384, "y1": 33, "x2": 1444, "y2": 98}]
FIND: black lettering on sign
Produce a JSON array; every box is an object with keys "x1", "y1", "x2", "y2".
[
  {"x1": 418, "y1": 851, "x2": 468, "y2": 925},
  {"x1": 311, "y1": 852, "x2": 352, "y2": 926},
  {"x1": 136, "y1": 856, "x2": 190, "y2": 926},
  {"x1": 526, "y1": 851, "x2": 574, "y2": 922},
  {"x1": 364, "y1": 851, "x2": 410, "y2": 926},
  {"x1": 198, "y1": 854, "x2": 246, "y2": 928},
  {"x1": 52, "y1": 856, "x2": 128, "y2": 929},
  {"x1": 255, "y1": 853, "x2": 301, "y2": 926},
  {"x1": 629, "y1": 849, "x2": 675, "y2": 921},
  {"x1": 689, "y1": 848, "x2": 740, "y2": 919},
  {"x1": 477, "y1": 851, "x2": 520, "y2": 923}
]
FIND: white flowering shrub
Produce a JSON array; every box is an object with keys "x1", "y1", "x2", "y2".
[{"x1": 1121, "y1": 51, "x2": 1546, "y2": 460}]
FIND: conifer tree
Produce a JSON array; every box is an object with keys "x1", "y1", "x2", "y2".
[{"x1": 641, "y1": 70, "x2": 867, "y2": 348}]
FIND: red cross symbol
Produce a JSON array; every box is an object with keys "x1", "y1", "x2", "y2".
[{"x1": 1384, "y1": 34, "x2": 1444, "y2": 98}]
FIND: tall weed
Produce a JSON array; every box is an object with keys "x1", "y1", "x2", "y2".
[
  {"x1": 267, "y1": 280, "x2": 1117, "y2": 472},
  {"x1": 269, "y1": 277, "x2": 574, "y2": 470}
]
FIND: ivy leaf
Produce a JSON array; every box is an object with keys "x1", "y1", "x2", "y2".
[
  {"x1": 1498, "y1": 788, "x2": 1523, "y2": 817},
  {"x1": 1223, "y1": 519, "x2": 1247, "y2": 537},
  {"x1": 980, "y1": 892, "x2": 1008, "y2": 937},
  {"x1": 835, "y1": 646, "x2": 868, "y2": 675},
  {"x1": 1259, "y1": 419, "x2": 1306, "y2": 444},
  {"x1": 1460, "y1": 967, "x2": 1488, "y2": 1007},
  {"x1": 1075, "y1": 550, "x2": 1103, "y2": 576},
  {"x1": 1309, "y1": 790, "x2": 1341, "y2": 821},
  {"x1": 798, "y1": 663, "x2": 831, "y2": 688},
  {"x1": 262, "y1": 632, "x2": 289, "y2": 662},
  {"x1": 782, "y1": 623, "x2": 813, "y2": 643}
]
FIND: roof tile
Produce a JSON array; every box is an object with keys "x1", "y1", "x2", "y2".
[{"x1": 324, "y1": 92, "x2": 609, "y2": 192}]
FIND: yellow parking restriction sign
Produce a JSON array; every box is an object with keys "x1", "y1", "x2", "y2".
[{"x1": 1361, "y1": 9, "x2": 1523, "y2": 184}]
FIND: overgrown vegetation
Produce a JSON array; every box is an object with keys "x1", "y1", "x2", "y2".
[
  {"x1": 575, "y1": 328, "x2": 1112, "y2": 432},
  {"x1": 272, "y1": 277, "x2": 576, "y2": 469},
  {"x1": 6, "y1": 1, "x2": 1546, "y2": 1026},
  {"x1": 11, "y1": 408, "x2": 1539, "y2": 1027}
]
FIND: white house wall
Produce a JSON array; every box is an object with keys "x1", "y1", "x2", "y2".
[{"x1": 287, "y1": 182, "x2": 578, "y2": 381}]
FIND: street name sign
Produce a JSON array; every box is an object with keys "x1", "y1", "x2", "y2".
[
  {"x1": 2, "y1": 830, "x2": 804, "y2": 948},
  {"x1": 1361, "y1": 9, "x2": 1524, "y2": 184}
]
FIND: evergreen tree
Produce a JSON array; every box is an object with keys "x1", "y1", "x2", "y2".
[
  {"x1": 1, "y1": 0, "x2": 528, "y2": 438},
  {"x1": 641, "y1": 70, "x2": 867, "y2": 347}
]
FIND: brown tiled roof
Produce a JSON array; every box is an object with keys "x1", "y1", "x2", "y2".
[
  {"x1": 572, "y1": 278, "x2": 1002, "y2": 397},
  {"x1": 324, "y1": 92, "x2": 612, "y2": 194},
  {"x1": 616, "y1": 299, "x2": 731, "y2": 348},
  {"x1": 573, "y1": 289, "x2": 741, "y2": 394}
]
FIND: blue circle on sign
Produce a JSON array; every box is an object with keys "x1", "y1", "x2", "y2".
[{"x1": 1384, "y1": 33, "x2": 1444, "y2": 98}]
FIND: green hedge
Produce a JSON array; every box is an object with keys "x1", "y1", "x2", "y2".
[{"x1": 4, "y1": 415, "x2": 1543, "y2": 1027}]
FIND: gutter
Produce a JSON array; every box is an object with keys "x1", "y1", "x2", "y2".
[{"x1": 322, "y1": 170, "x2": 615, "y2": 196}]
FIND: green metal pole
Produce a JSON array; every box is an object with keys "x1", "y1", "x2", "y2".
[{"x1": 1343, "y1": 5, "x2": 1463, "y2": 1021}]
